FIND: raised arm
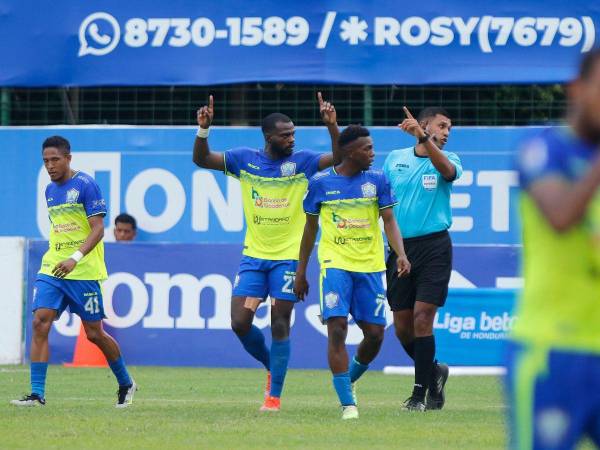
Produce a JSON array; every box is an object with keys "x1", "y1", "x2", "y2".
[
  {"x1": 380, "y1": 208, "x2": 411, "y2": 277},
  {"x1": 400, "y1": 106, "x2": 456, "y2": 181},
  {"x1": 192, "y1": 95, "x2": 226, "y2": 171},
  {"x1": 316, "y1": 92, "x2": 342, "y2": 170},
  {"x1": 52, "y1": 215, "x2": 105, "y2": 278},
  {"x1": 293, "y1": 214, "x2": 320, "y2": 300},
  {"x1": 528, "y1": 159, "x2": 600, "y2": 232}
]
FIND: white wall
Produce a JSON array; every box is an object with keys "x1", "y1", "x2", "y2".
[{"x1": 0, "y1": 237, "x2": 25, "y2": 364}]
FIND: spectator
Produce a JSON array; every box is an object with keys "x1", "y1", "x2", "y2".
[{"x1": 114, "y1": 213, "x2": 137, "y2": 242}]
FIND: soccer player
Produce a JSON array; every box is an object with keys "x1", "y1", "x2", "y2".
[
  {"x1": 192, "y1": 93, "x2": 340, "y2": 411},
  {"x1": 11, "y1": 136, "x2": 136, "y2": 408},
  {"x1": 294, "y1": 125, "x2": 411, "y2": 420},
  {"x1": 507, "y1": 48, "x2": 600, "y2": 449},
  {"x1": 383, "y1": 106, "x2": 463, "y2": 411},
  {"x1": 114, "y1": 213, "x2": 137, "y2": 241}
]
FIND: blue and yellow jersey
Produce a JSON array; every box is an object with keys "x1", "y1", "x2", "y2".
[
  {"x1": 224, "y1": 147, "x2": 322, "y2": 260},
  {"x1": 514, "y1": 127, "x2": 600, "y2": 353},
  {"x1": 382, "y1": 147, "x2": 462, "y2": 238},
  {"x1": 303, "y1": 168, "x2": 397, "y2": 272},
  {"x1": 39, "y1": 171, "x2": 108, "y2": 281}
]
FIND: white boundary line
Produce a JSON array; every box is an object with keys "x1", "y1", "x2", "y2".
[{"x1": 383, "y1": 366, "x2": 506, "y2": 376}]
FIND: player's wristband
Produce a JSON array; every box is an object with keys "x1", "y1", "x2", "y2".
[
  {"x1": 70, "y1": 250, "x2": 84, "y2": 263},
  {"x1": 197, "y1": 127, "x2": 210, "y2": 139}
]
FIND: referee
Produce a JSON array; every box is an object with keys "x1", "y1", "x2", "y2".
[{"x1": 382, "y1": 106, "x2": 463, "y2": 411}]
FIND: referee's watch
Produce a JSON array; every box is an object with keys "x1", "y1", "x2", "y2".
[{"x1": 418, "y1": 131, "x2": 431, "y2": 144}]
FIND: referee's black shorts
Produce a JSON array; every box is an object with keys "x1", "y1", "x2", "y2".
[{"x1": 386, "y1": 230, "x2": 452, "y2": 311}]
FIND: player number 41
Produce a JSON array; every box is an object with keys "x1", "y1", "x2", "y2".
[{"x1": 84, "y1": 296, "x2": 100, "y2": 314}]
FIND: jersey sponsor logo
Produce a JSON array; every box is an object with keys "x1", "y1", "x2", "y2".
[
  {"x1": 324, "y1": 291, "x2": 339, "y2": 309},
  {"x1": 251, "y1": 187, "x2": 290, "y2": 209},
  {"x1": 247, "y1": 163, "x2": 260, "y2": 170},
  {"x1": 395, "y1": 163, "x2": 409, "y2": 169},
  {"x1": 280, "y1": 161, "x2": 296, "y2": 177},
  {"x1": 325, "y1": 190, "x2": 341, "y2": 195},
  {"x1": 52, "y1": 222, "x2": 81, "y2": 233},
  {"x1": 422, "y1": 174, "x2": 438, "y2": 191},
  {"x1": 54, "y1": 239, "x2": 86, "y2": 251},
  {"x1": 332, "y1": 211, "x2": 370, "y2": 229},
  {"x1": 361, "y1": 182, "x2": 376, "y2": 198},
  {"x1": 92, "y1": 199, "x2": 106, "y2": 208},
  {"x1": 253, "y1": 215, "x2": 290, "y2": 225},
  {"x1": 334, "y1": 236, "x2": 373, "y2": 245},
  {"x1": 233, "y1": 274, "x2": 240, "y2": 288},
  {"x1": 66, "y1": 188, "x2": 80, "y2": 203}
]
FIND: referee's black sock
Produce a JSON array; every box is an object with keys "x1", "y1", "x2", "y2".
[
  {"x1": 401, "y1": 340, "x2": 415, "y2": 361},
  {"x1": 412, "y1": 335, "x2": 435, "y2": 402}
]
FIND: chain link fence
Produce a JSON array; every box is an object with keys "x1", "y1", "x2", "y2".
[{"x1": 2, "y1": 84, "x2": 566, "y2": 126}]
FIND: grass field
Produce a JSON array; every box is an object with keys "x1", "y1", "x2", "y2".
[{"x1": 1, "y1": 365, "x2": 509, "y2": 449}]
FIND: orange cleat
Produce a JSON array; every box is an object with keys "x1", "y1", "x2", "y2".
[
  {"x1": 260, "y1": 395, "x2": 281, "y2": 412},
  {"x1": 264, "y1": 371, "x2": 272, "y2": 397}
]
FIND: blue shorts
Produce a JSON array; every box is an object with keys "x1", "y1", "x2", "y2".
[
  {"x1": 319, "y1": 268, "x2": 387, "y2": 326},
  {"x1": 232, "y1": 255, "x2": 298, "y2": 302},
  {"x1": 505, "y1": 341, "x2": 600, "y2": 450},
  {"x1": 33, "y1": 274, "x2": 106, "y2": 322}
]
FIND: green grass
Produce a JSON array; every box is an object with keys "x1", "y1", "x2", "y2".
[{"x1": 2, "y1": 366, "x2": 507, "y2": 449}]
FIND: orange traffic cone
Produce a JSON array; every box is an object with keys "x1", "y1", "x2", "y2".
[{"x1": 64, "y1": 324, "x2": 108, "y2": 367}]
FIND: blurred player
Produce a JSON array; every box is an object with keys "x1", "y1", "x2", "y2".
[
  {"x1": 114, "y1": 213, "x2": 137, "y2": 241},
  {"x1": 11, "y1": 136, "x2": 136, "y2": 408},
  {"x1": 383, "y1": 106, "x2": 462, "y2": 411},
  {"x1": 294, "y1": 125, "x2": 410, "y2": 420},
  {"x1": 507, "y1": 48, "x2": 600, "y2": 449},
  {"x1": 192, "y1": 93, "x2": 340, "y2": 411}
]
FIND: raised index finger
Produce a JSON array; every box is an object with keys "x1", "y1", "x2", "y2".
[
  {"x1": 317, "y1": 91, "x2": 324, "y2": 106},
  {"x1": 403, "y1": 106, "x2": 415, "y2": 120},
  {"x1": 208, "y1": 94, "x2": 214, "y2": 110}
]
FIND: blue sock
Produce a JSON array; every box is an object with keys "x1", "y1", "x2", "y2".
[
  {"x1": 332, "y1": 371, "x2": 355, "y2": 406},
  {"x1": 237, "y1": 325, "x2": 270, "y2": 370},
  {"x1": 349, "y1": 356, "x2": 369, "y2": 383},
  {"x1": 269, "y1": 339, "x2": 290, "y2": 397},
  {"x1": 108, "y1": 356, "x2": 132, "y2": 387},
  {"x1": 31, "y1": 362, "x2": 48, "y2": 398}
]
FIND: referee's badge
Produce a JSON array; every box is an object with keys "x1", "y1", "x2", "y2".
[
  {"x1": 361, "y1": 182, "x2": 376, "y2": 198},
  {"x1": 324, "y1": 292, "x2": 339, "y2": 309},
  {"x1": 422, "y1": 174, "x2": 438, "y2": 191}
]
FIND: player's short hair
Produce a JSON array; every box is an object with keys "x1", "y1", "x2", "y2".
[
  {"x1": 42, "y1": 135, "x2": 71, "y2": 155},
  {"x1": 338, "y1": 124, "x2": 370, "y2": 149},
  {"x1": 417, "y1": 107, "x2": 451, "y2": 123},
  {"x1": 261, "y1": 113, "x2": 292, "y2": 135},
  {"x1": 579, "y1": 47, "x2": 600, "y2": 80},
  {"x1": 115, "y1": 213, "x2": 137, "y2": 230}
]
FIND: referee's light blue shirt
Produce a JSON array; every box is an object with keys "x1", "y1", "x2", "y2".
[{"x1": 382, "y1": 147, "x2": 463, "y2": 239}]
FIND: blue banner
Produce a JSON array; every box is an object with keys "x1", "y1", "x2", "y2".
[
  {"x1": 25, "y1": 241, "x2": 517, "y2": 367},
  {"x1": 1, "y1": 125, "x2": 525, "y2": 247},
  {"x1": 1, "y1": 1, "x2": 598, "y2": 86}
]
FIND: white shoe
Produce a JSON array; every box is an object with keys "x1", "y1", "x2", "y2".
[
  {"x1": 116, "y1": 379, "x2": 137, "y2": 408},
  {"x1": 341, "y1": 405, "x2": 359, "y2": 420},
  {"x1": 10, "y1": 393, "x2": 45, "y2": 407}
]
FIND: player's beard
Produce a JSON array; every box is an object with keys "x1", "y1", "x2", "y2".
[{"x1": 272, "y1": 144, "x2": 293, "y2": 157}]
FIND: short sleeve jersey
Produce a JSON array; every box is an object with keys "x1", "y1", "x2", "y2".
[
  {"x1": 513, "y1": 127, "x2": 600, "y2": 353},
  {"x1": 303, "y1": 168, "x2": 397, "y2": 272},
  {"x1": 383, "y1": 147, "x2": 463, "y2": 238},
  {"x1": 224, "y1": 147, "x2": 322, "y2": 260},
  {"x1": 39, "y1": 171, "x2": 108, "y2": 281}
]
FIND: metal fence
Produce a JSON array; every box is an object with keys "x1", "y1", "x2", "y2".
[{"x1": 2, "y1": 84, "x2": 566, "y2": 127}]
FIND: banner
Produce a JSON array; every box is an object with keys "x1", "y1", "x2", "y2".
[
  {"x1": 1, "y1": 1, "x2": 598, "y2": 86},
  {"x1": 1, "y1": 125, "x2": 526, "y2": 247},
  {"x1": 25, "y1": 241, "x2": 517, "y2": 368}
]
